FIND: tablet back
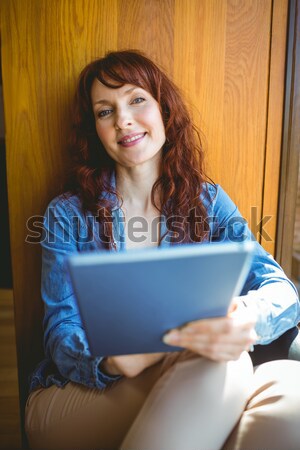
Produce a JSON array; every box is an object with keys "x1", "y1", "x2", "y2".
[{"x1": 67, "y1": 242, "x2": 254, "y2": 356}]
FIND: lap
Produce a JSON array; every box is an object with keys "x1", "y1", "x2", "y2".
[
  {"x1": 121, "y1": 352, "x2": 253, "y2": 450},
  {"x1": 25, "y1": 351, "x2": 196, "y2": 449},
  {"x1": 25, "y1": 354, "x2": 300, "y2": 450},
  {"x1": 25, "y1": 351, "x2": 252, "y2": 450},
  {"x1": 25, "y1": 358, "x2": 163, "y2": 450}
]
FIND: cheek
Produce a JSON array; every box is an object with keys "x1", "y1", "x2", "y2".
[
  {"x1": 153, "y1": 113, "x2": 166, "y2": 140},
  {"x1": 95, "y1": 125, "x2": 110, "y2": 146},
  {"x1": 141, "y1": 109, "x2": 165, "y2": 137}
]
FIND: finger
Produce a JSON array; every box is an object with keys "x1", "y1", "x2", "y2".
[
  {"x1": 212, "y1": 351, "x2": 245, "y2": 362},
  {"x1": 228, "y1": 299, "x2": 238, "y2": 314},
  {"x1": 175, "y1": 335, "x2": 255, "y2": 354},
  {"x1": 181, "y1": 317, "x2": 255, "y2": 336},
  {"x1": 179, "y1": 340, "x2": 249, "y2": 361},
  {"x1": 183, "y1": 317, "x2": 235, "y2": 334},
  {"x1": 163, "y1": 325, "x2": 256, "y2": 347},
  {"x1": 163, "y1": 328, "x2": 256, "y2": 357},
  {"x1": 180, "y1": 326, "x2": 256, "y2": 345},
  {"x1": 178, "y1": 325, "x2": 255, "y2": 346}
]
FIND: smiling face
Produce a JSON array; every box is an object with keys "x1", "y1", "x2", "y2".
[{"x1": 90, "y1": 80, "x2": 166, "y2": 169}]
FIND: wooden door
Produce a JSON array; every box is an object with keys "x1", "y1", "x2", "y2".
[{"x1": 0, "y1": 0, "x2": 288, "y2": 435}]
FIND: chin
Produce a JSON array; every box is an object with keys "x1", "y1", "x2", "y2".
[
  {"x1": 122, "y1": 159, "x2": 150, "y2": 168},
  {"x1": 123, "y1": 153, "x2": 161, "y2": 168}
]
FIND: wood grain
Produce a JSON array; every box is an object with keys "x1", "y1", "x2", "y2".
[
  {"x1": 276, "y1": 0, "x2": 300, "y2": 274},
  {"x1": 174, "y1": 0, "x2": 227, "y2": 216},
  {"x1": 221, "y1": 0, "x2": 271, "y2": 221},
  {"x1": 117, "y1": 0, "x2": 174, "y2": 75},
  {"x1": 0, "y1": 290, "x2": 21, "y2": 449},
  {"x1": 173, "y1": 0, "x2": 276, "y2": 238},
  {"x1": 262, "y1": 0, "x2": 288, "y2": 255}
]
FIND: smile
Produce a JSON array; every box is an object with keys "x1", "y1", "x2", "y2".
[{"x1": 118, "y1": 132, "x2": 147, "y2": 146}]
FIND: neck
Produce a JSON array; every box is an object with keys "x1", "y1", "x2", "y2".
[{"x1": 115, "y1": 162, "x2": 160, "y2": 211}]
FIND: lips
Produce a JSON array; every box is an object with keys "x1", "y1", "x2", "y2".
[{"x1": 117, "y1": 132, "x2": 147, "y2": 146}]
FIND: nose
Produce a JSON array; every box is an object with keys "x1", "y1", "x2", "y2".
[{"x1": 114, "y1": 107, "x2": 133, "y2": 130}]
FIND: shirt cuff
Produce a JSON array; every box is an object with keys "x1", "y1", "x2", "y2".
[
  {"x1": 240, "y1": 285, "x2": 299, "y2": 345},
  {"x1": 240, "y1": 291, "x2": 272, "y2": 344},
  {"x1": 96, "y1": 357, "x2": 123, "y2": 386}
]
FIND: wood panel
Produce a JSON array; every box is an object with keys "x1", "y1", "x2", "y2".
[
  {"x1": 276, "y1": 0, "x2": 300, "y2": 275},
  {"x1": 174, "y1": 0, "x2": 273, "y2": 230},
  {"x1": 262, "y1": 0, "x2": 289, "y2": 256},
  {"x1": 0, "y1": 290, "x2": 21, "y2": 449},
  {"x1": 117, "y1": 0, "x2": 175, "y2": 74},
  {"x1": 0, "y1": 0, "x2": 289, "y2": 441},
  {"x1": 174, "y1": 0, "x2": 227, "y2": 183}
]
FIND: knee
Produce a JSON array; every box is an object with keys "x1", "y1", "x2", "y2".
[
  {"x1": 254, "y1": 359, "x2": 300, "y2": 396},
  {"x1": 249, "y1": 360, "x2": 300, "y2": 444},
  {"x1": 176, "y1": 351, "x2": 253, "y2": 405}
]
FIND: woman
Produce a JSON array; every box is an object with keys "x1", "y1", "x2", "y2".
[{"x1": 25, "y1": 50, "x2": 300, "y2": 450}]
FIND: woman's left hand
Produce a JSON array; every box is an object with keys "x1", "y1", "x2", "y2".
[{"x1": 162, "y1": 297, "x2": 257, "y2": 362}]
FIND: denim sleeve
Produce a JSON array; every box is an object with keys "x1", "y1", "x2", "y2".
[
  {"x1": 209, "y1": 185, "x2": 300, "y2": 345},
  {"x1": 41, "y1": 196, "x2": 121, "y2": 388}
]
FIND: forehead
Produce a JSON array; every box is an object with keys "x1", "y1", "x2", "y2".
[{"x1": 90, "y1": 80, "x2": 146, "y2": 105}]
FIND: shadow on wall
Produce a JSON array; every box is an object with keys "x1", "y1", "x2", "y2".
[{"x1": 0, "y1": 60, "x2": 13, "y2": 289}]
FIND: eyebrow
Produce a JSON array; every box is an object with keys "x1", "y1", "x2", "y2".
[{"x1": 93, "y1": 86, "x2": 140, "y2": 106}]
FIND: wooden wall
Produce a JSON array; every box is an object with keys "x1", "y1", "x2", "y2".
[{"x1": 0, "y1": 0, "x2": 288, "y2": 424}]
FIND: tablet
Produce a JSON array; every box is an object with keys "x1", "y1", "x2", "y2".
[{"x1": 67, "y1": 242, "x2": 254, "y2": 356}]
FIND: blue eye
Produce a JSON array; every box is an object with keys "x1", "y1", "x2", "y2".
[
  {"x1": 97, "y1": 109, "x2": 112, "y2": 118},
  {"x1": 132, "y1": 97, "x2": 145, "y2": 104}
]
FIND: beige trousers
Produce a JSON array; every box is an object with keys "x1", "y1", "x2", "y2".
[{"x1": 25, "y1": 351, "x2": 300, "y2": 450}]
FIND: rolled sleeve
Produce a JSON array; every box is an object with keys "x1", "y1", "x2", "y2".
[
  {"x1": 40, "y1": 196, "x2": 120, "y2": 389},
  {"x1": 242, "y1": 282, "x2": 300, "y2": 344},
  {"x1": 206, "y1": 184, "x2": 300, "y2": 344}
]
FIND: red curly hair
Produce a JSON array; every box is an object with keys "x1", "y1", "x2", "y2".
[{"x1": 66, "y1": 50, "x2": 211, "y2": 248}]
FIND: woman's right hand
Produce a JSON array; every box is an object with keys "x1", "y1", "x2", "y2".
[{"x1": 100, "y1": 352, "x2": 165, "y2": 378}]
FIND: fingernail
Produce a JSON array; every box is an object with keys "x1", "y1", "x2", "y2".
[
  {"x1": 163, "y1": 331, "x2": 180, "y2": 344},
  {"x1": 183, "y1": 327, "x2": 195, "y2": 334}
]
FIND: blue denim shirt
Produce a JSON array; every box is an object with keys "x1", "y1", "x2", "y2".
[{"x1": 29, "y1": 182, "x2": 300, "y2": 392}]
